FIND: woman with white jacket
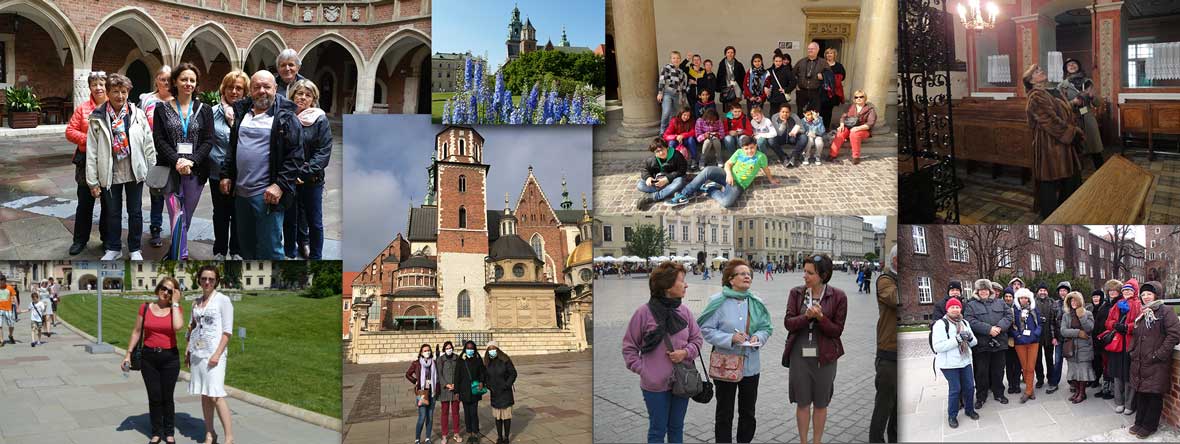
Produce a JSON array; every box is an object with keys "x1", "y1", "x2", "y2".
[
  {"x1": 932, "y1": 297, "x2": 981, "y2": 429},
  {"x1": 85, "y1": 73, "x2": 157, "y2": 261}
]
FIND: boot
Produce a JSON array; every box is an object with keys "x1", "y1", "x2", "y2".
[
  {"x1": 1076, "y1": 381, "x2": 1087, "y2": 402},
  {"x1": 504, "y1": 419, "x2": 511, "y2": 444},
  {"x1": 495, "y1": 419, "x2": 504, "y2": 444}
]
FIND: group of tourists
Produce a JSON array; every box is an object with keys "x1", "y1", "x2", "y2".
[
  {"x1": 64, "y1": 48, "x2": 333, "y2": 260},
  {"x1": 407, "y1": 340, "x2": 519, "y2": 444},
  {"x1": 622, "y1": 254, "x2": 863, "y2": 443},
  {"x1": 929, "y1": 276, "x2": 1180, "y2": 438},
  {"x1": 0, "y1": 275, "x2": 60, "y2": 347},
  {"x1": 647, "y1": 43, "x2": 878, "y2": 211}
]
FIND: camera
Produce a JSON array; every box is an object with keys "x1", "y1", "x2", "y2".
[{"x1": 987, "y1": 337, "x2": 1002, "y2": 349}]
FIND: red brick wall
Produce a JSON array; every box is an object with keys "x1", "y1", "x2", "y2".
[
  {"x1": 437, "y1": 163, "x2": 488, "y2": 255},
  {"x1": 515, "y1": 176, "x2": 570, "y2": 284},
  {"x1": 1167, "y1": 352, "x2": 1180, "y2": 428},
  {"x1": 1, "y1": 15, "x2": 74, "y2": 99},
  {"x1": 898, "y1": 225, "x2": 976, "y2": 324}
]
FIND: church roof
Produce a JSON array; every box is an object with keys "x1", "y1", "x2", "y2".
[
  {"x1": 566, "y1": 240, "x2": 592, "y2": 269},
  {"x1": 552, "y1": 46, "x2": 593, "y2": 54},
  {"x1": 489, "y1": 234, "x2": 539, "y2": 261},
  {"x1": 555, "y1": 209, "x2": 584, "y2": 224},
  {"x1": 407, "y1": 206, "x2": 438, "y2": 241},
  {"x1": 400, "y1": 256, "x2": 436, "y2": 269}
]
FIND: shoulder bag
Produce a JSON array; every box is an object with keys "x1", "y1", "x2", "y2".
[
  {"x1": 462, "y1": 359, "x2": 489, "y2": 396},
  {"x1": 664, "y1": 335, "x2": 703, "y2": 399},
  {"x1": 709, "y1": 305, "x2": 749, "y2": 383},
  {"x1": 692, "y1": 352, "x2": 714, "y2": 404},
  {"x1": 129, "y1": 303, "x2": 147, "y2": 371}
]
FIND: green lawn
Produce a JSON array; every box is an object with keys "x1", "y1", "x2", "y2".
[
  {"x1": 431, "y1": 91, "x2": 522, "y2": 123},
  {"x1": 57, "y1": 291, "x2": 342, "y2": 418},
  {"x1": 899, "y1": 324, "x2": 930, "y2": 333}
]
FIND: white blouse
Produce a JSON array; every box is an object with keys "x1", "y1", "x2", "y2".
[{"x1": 187, "y1": 291, "x2": 234, "y2": 359}]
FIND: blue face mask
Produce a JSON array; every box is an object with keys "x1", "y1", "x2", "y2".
[
  {"x1": 489, "y1": 349, "x2": 498, "y2": 358},
  {"x1": 465, "y1": 349, "x2": 475, "y2": 357}
]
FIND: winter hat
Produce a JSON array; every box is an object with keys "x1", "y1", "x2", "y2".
[
  {"x1": 1009, "y1": 277, "x2": 1025, "y2": 287},
  {"x1": 486, "y1": 340, "x2": 499, "y2": 349},
  {"x1": 1123, "y1": 278, "x2": 1140, "y2": 296},
  {"x1": 1141, "y1": 281, "x2": 1164, "y2": 299},
  {"x1": 1105, "y1": 279, "x2": 1124, "y2": 293},
  {"x1": 1057, "y1": 281, "x2": 1072, "y2": 293},
  {"x1": 1036, "y1": 282, "x2": 1049, "y2": 292},
  {"x1": 948, "y1": 281, "x2": 963, "y2": 292},
  {"x1": 1091, "y1": 289, "x2": 1105, "y2": 299},
  {"x1": 1003, "y1": 286, "x2": 1016, "y2": 298},
  {"x1": 1064, "y1": 291, "x2": 1085, "y2": 312},
  {"x1": 990, "y1": 281, "x2": 1003, "y2": 294},
  {"x1": 1063, "y1": 58, "x2": 1083, "y2": 75},
  {"x1": 1015, "y1": 288, "x2": 1035, "y2": 304},
  {"x1": 973, "y1": 279, "x2": 992, "y2": 292},
  {"x1": 946, "y1": 297, "x2": 963, "y2": 311}
]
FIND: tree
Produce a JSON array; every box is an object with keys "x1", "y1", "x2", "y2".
[
  {"x1": 305, "y1": 261, "x2": 342, "y2": 299},
  {"x1": 277, "y1": 261, "x2": 310, "y2": 289},
  {"x1": 864, "y1": 252, "x2": 878, "y2": 262},
  {"x1": 1107, "y1": 225, "x2": 1144, "y2": 279},
  {"x1": 222, "y1": 261, "x2": 242, "y2": 289},
  {"x1": 625, "y1": 224, "x2": 669, "y2": 259},
  {"x1": 953, "y1": 225, "x2": 1039, "y2": 281},
  {"x1": 500, "y1": 50, "x2": 605, "y2": 95}
]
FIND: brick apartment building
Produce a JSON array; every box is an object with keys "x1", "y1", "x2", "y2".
[{"x1": 898, "y1": 225, "x2": 1145, "y2": 324}]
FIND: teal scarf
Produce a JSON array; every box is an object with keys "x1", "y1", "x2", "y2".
[{"x1": 697, "y1": 287, "x2": 773, "y2": 337}]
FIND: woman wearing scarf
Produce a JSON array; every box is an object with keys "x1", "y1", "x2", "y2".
[
  {"x1": 406, "y1": 343, "x2": 439, "y2": 444},
  {"x1": 453, "y1": 340, "x2": 487, "y2": 444},
  {"x1": 742, "y1": 54, "x2": 769, "y2": 115},
  {"x1": 784, "y1": 254, "x2": 848, "y2": 444},
  {"x1": 85, "y1": 73, "x2": 156, "y2": 260},
  {"x1": 697, "y1": 258, "x2": 772, "y2": 443},
  {"x1": 436, "y1": 341, "x2": 461, "y2": 444},
  {"x1": 284, "y1": 79, "x2": 333, "y2": 259},
  {"x1": 623, "y1": 261, "x2": 703, "y2": 444},
  {"x1": 1128, "y1": 281, "x2": 1180, "y2": 438},
  {"x1": 1060, "y1": 291, "x2": 1095, "y2": 403},
  {"x1": 1009, "y1": 288, "x2": 1041, "y2": 403},
  {"x1": 1062, "y1": 58, "x2": 1105, "y2": 169},
  {"x1": 1101, "y1": 278, "x2": 1142, "y2": 415},
  {"x1": 210, "y1": 71, "x2": 248, "y2": 260},
  {"x1": 1021, "y1": 64, "x2": 1083, "y2": 218},
  {"x1": 932, "y1": 297, "x2": 980, "y2": 429}
]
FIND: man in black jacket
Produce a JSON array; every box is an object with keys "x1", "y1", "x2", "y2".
[
  {"x1": 636, "y1": 138, "x2": 689, "y2": 210},
  {"x1": 792, "y1": 42, "x2": 832, "y2": 119},
  {"x1": 930, "y1": 280, "x2": 964, "y2": 325},
  {"x1": 965, "y1": 278, "x2": 1013, "y2": 408},
  {"x1": 220, "y1": 70, "x2": 303, "y2": 259}
]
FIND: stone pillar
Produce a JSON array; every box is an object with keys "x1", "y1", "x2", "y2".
[
  {"x1": 354, "y1": 71, "x2": 375, "y2": 114},
  {"x1": 402, "y1": 75, "x2": 420, "y2": 114},
  {"x1": 1012, "y1": 14, "x2": 1040, "y2": 97},
  {"x1": 852, "y1": 0, "x2": 897, "y2": 133},
  {"x1": 611, "y1": 0, "x2": 659, "y2": 137},
  {"x1": 73, "y1": 68, "x2": 92, "y2": 109}
]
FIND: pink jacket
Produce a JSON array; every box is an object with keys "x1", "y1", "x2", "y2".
[{"x1": 622, "y1": 303, "x2": 703, "y2": 392}]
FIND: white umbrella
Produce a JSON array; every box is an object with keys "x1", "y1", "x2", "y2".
[
  {"x1": 595, "y1": 256, "x2": 617, "y2": 263},
  {"x1": 624, "y1": 256, "x2": 646, "y2": 263},
  {"x1": 654, "y1": 255, "x2": 671, "y2": 262},
  {"x1": 712, "y1": 256, "x2": 729, "y2": 263},
  {"x1": 676, "y1": 256, "x2": 696, "y2": 262}
]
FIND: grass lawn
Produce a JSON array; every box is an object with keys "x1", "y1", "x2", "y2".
[
  {"x1": 57, "y1": 291, "x2": 342, "y2": 418},
  {"x1": 899, "y1": 324, "x2": 930, "y2": 333},
  {"x1": 431, "y1": 91, "x2": 522, "y2": 123}
]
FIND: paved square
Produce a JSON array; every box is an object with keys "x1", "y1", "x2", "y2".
[{"x1": 593, "y1": 269, "x2": 884, "y2": 443}]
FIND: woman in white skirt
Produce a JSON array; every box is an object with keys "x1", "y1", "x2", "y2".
[
  {"x1": 37, "y1": 280, "x2": 53, "y2": 336},
  {"x1": 186, "y1": 265, "x2": 234, "y2": 444}
]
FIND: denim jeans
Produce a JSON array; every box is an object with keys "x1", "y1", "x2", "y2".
[
  {"x1": 207, "y1": 177, "x2": 239, "y2": 256},
  {"x1": 642, "y1": 389, "x2": 689, "y2": 443},
  {"x1": 415, "y1": 397, "x2": 436, "y2": 441},
  {"x1": 284, "y1": 182, "x2": 325, "y2": 259},
  {"x1": 1050, "y1": 342, "x2": 1064, "y2": 386},
  {"x1": 660, "y1": 88, "x2": 679, "y2": 134},
  {"x1": 680, "y1": 166, "x2": 744, "y2": 208},
  {"x1": 235, "y1": 193, "x2": 285, "y2": 259},
  {"x1": 100, "y1": 181, "x2": 144, "y2": 252},
  {"x1": 637, "y1": 177, "x2": 687, "y2": 202},
  {"x1": 722, "y1": 135, "x2": 741, "y2": 160},
  {"x1": 755, "y1": 137, "x2": 787, "y2": 162},
  {"x1": 668, "y1": 137, "x2": 699, "y2": 164},
  {"x1": 942, "y1": 365, "x2": 976, "y2": 419},
  {"x1": 150, "y1": 193, "x2": 164, "y2": 233}
]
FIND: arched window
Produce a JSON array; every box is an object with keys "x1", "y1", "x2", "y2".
[
  {"x1": 459, "y1": 175, "x2": 466, "y2": 192},
  {"x1": 457, "y1": 290, "x2": 471, "y2": 318},
  {"x1": 530, "y1": 234, "x2": 544, "y2": 259},
  {"x1": 458, "y1": 206, "x2": 467, "y2": 228},
  {"x1": 458, "y1": 139, "x2": 466, "y2": 156}
]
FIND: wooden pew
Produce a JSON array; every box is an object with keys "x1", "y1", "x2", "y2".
[{"x1": 1043, "y1": 154, "x2": 1155, "y2": 224}]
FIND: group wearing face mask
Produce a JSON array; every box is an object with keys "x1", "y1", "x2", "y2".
[{"x1": 407, "y1": 339, "x2": 518, "y2": 444}]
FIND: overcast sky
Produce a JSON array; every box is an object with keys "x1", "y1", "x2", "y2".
[
  {"x1": 343, "y1": 115, "x2": 593, "y2": 270},
  {"x1": 1085, "y1": 225, "x2": 1146, "y2": 246},
  {"x1": 862, "y1": 216, "x2": 886, "y2": 232}
]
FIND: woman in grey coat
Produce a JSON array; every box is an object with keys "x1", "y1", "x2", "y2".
[
  {"x1": 1060, "y1": 291, "x2": 1095, "y2": 403},
  {"x1": 436, "y1": 341, "x2": 461, "y2": 443}
]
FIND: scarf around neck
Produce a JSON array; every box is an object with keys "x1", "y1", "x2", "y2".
[
  {"x1": 418, "y1": 357, "x2": 436, "y2": 391},
  {"x1": 748, "y1": 66, "x2": 767, "y2": 96},
  {"x1": 1137, "y1": 300, "x2": 1165, "y2": 329},
  {"x1": 642, "y1": 296, "x2": 687, "y2": 353},
  {"x1": 298, "y1": 107, "x2": 326, "y2": 127},
  {"x1": 695, "y1": 287, "x2": 773, "y2": 338},
  {"x1": 945, "y1": 314, "x2": 970, "y2": 354},
  {"x1": 107, "y1": 103, "x2": 131, "y2": 160}
]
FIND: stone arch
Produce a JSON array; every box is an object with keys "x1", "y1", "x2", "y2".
[
  {"x1": 177, "y1": 21, "x2": 241, "y2": 70},
  {"x1": 77, "y1": 274, "x2": 98, "y2": 291},
  {"x1": 364, "y1": 28, "x2": 431, "y2": 114},
  {"x1": 118, "y1": 48, "x2": 163, "y2": 77},
  {"x1": 244, "y1": 29, "x2": 286, "y2": 74},
  {"x1": 87, "y1": 7, "x2": 173, "y2": 74},
  {"x1": 312, "y1": 65, "x2": 339, "y2": 111},
  {"x1": 405, "y1": 305, "x2": 428, "y2": 317},
  {"x1": 299, "y1": 32, "x2": 365, "y2": 70},
  {"x1": 299, "y1": 32, "x2": 364, "y2": 114},
  {"x1": 0, "y1": 0, "x2": 83, "y2": 67}
]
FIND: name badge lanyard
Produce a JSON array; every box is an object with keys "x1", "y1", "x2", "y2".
[
  {"x1": 806, "y1": 285, "x2": 827, "y2": 344},
  {"x1": 176, "y1": 100, "x2": 194, "y2": 140}
]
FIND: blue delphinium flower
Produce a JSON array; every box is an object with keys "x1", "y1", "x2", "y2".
[
  {"x1": 468, "y1": 93, "x2": 478, "y2": 124},
  {"x1": 442, "y1": 101, "x2": 451, "y2": 124},
  {"x1": 464, "y1": 58, "x2": 474, "y2": 92},
  {"x1": 524, "y1": 83, "x2": 540, "y2": 124},
  {"x1": 569, "y1": 95, "x2": 584, "y2": 125},
  {"x1": 492, "y1": 72, "x2": 505, "y2": 123}
]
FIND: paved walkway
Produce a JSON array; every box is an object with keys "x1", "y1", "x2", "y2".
[
  {"x1": 593, "y1": 270, "x2": 883, "y2": 443},
  {"x1": 342, "y1": 351, "x2": 592, "y2": 444},
  {"x1": 0, "y1": 126, "x2": 343, "y2": 260},
  {"x1": 898, "y1": 331, "x2": 1177, "y2": 441},
  {"x1": 0, "y1": 310, "x2": 341, "y2": 444}
]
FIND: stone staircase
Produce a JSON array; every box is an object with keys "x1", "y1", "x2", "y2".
[{"x1": 348, "y1": 329, "x2": 585, "y2": 364}]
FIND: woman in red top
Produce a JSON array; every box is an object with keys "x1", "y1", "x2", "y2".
[{"x1": 122, "y1": 276, "x2": 185, "y2": 444}]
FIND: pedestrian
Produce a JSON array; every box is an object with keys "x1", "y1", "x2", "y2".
[
  {"x1": 657, "y1": 51, "x2": 688, "y2": 134},
  {"x1": 37, "y1": 280, "x2": 53, "y2": 338},
  {"x1": 863, "y1": 265, "x2": 874, "y2": 294},
  {"x1": 784, "y1": 254, "x2": 848, "y2": 444},
  {"x1": 285, "y1": 78, "x2": 333, "y2": 260},
  {"x1": 187, "y1": 265, "x2": 235, "y2": 444},
  {"x1": 1009, "y1": 288, "x2": 1041, "y2": 402},
  {"x1": 622, "y1": 261, "x2": 703, "y2": 444},
  {"x1": 220, "y1": 70, "x2": 304, "y2": 259},
  {"x1": 963, "y1": 279, "x2": 1012, "y2": 408},
  {"x1": 48, "y1": 278, "x2": 60, "y2": 327},
  {"x1": 869, "y1": 246, "x2": 898, "y2": 443},
  {"x1": 792, "y1": 42, "x2": 831, "y2": 121},
  {"x1": 828, "y1": 89, "x2": 877, "y2": 165},
  {"x1": 665, "y1": 135, "x2": 780, "y2": 209},
  {"x1": 1022, "y1": 63, "x2": 1083, "y2": 218},
  {"x1": 65, "y1": 70, "x2": 110, "y2": 256},
  {"x1": 484, "y1": 341, "x2": 517, "y2": 444},
  {"x1": 697, "y1": 258, "x2": 772, "y2": 443},
  {"x1": 407, "y1": 343, "x2": 439, "y2": 444},
  {"x1": 86, "y1": 73, "x2": 156, "y2": 261},
  {"x1": 1128, "y1": 280, "x2": 1180, "y2": 438},
  {"x1": 635, "y1": 137, "x2": 689, "y2": 212},
  {"x1": 210, "y1": 70, "x2": 249, "y2": 260},
  {"x1": 437, "y1": 341, "x2": 462, "y2": 444},
  {"x1": 1060, "y1": 291, "x2": 1095, "y2": 403},
  {"x1": 25, "y1": 291, "x2": 48, "y2": 347},
  {"x1": 153, "y1": 62, "x2": 214, "y2": 260},
  {"x1": 453, "y1": 340, "x2": 487, "y2": 444},
  {"x1": 1101, "y1": 278, "x2": 1141, "y2": 415},
  {"x1": 932, "y1": 297, "x2": 980, "y2": 429},
  {"x1": 0, "y1": 275, "x2": 15, "y2": 345},
  {"x1": 123, "y1": 276, "x2": 184, "y2": 444},
  {"x1": 140, "y1": 65, "x2": 172, "y2": 248}
]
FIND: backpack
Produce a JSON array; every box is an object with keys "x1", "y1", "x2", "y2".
[{"x1": 928, "y1": 317, "x2": 950, "y2": 354}]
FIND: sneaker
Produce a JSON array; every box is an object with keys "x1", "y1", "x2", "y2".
[
  {"x1": 635, "y1": 195, "x2": 656, "y2": 211},
  {"x1": 31, "y1": 342, "x2": 35, "y2": 347},
  {"x1": 664, "y1": 195, "x2": 690, "y2": 207},
  {"x1": 214, "y1": 254, "x2": 226, "y2": 261},
  {"x1": 1115, "y1": 405, "x2": 1125, "y2": 413},
  {"x1": 150, "y1": 228, "x2": 164, "y2": 248},
  {"x1": 786, "y1": 159, "x2": 797, "y2": 168},
  {"x1": 101, "y1": 250, "x2": 122, "y2": 260},
  {"x1": 1046, "y1": 385, "x2": 1059, "y2": 394},
  {"x1": 1124, "y1": 408, "x2": 1135, "y2": 416},
  {"x1": 802, "y1": 158, "x2": 811, "y2": 166},
  {"x1": 995, "y1": 396, "x2": 1009, "y2": 404},
  {"x1": 230, "y1": 254, "x2": 244, "y2": 260},
  {"x1": 699, "y1": 182, "x2": 720, "y2": 194},
  {"x1": 130, "y1": 251, "x2": 144, "y2": 261},
  {"x1": 814, "y1": 157, "x2": 822, "y2": 166}
]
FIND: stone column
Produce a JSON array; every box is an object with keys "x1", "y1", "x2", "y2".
[
  {"x1": 852, "y1": 0, "x2": 897, "y2": 133},
  {"x1": 73, "y1": 68, "x2": 93, "y2": 109},
  {"x1": 611, "y1": 0, "x2": 659, "y2": 137},
  {"x1": 354, "y1": 70, "x2": 375, "y2": 114},
  {"x1": 403, "y1": 75, "x2": 420, "y2": 114}
]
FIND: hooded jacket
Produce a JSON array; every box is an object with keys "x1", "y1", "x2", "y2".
[
  {"x1": 964, "y1": 287, "x2": 1013, "y2": 352},
  {"x1": 641, "y1": 148, "x2": 689, "y2": 183},
  {"x1": 1103, "y1": 278, "x2": 1142, "y2": 353},
  {"x1": 1129, "y1": 281, "x2": 1180, "y2": 394},
  {"x1": 1010, "y1": 289, "x2": 1042, "y2": 346},
  {"x1": 1060, "y1": 292, "x2": 1095, "y2": 363},
  {"x1": 484, "y1": 351, "x2": 517, "y2": 409}
]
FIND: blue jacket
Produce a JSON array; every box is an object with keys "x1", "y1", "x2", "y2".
[
  {"x1": 1010, "y1": 304, "x2": 1042, "y2": 345},
  {"x1": 698, "y1": 293, "x2": 771, "y2": 377}
]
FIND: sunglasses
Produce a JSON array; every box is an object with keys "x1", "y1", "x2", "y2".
[
  {"x1": 160, "y1": 286, "x2": 175, "y2": 292},
  {"x1": 854, "y1": 95, "x2": 865, "y2": 99}
]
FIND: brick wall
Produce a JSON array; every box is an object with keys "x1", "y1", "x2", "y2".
[
  {"x1": 436, "y1": 164, "x2": 488, "y2": 255},
  {"x1": 0, "y1": 15, "x2": 74, "y2": 99},
  {"x1": 1166, "y1": 350, "x2": 1180, "y2": 428}
]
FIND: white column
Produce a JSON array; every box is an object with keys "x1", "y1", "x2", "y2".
[
  {"x1": 611, "y1": 0, "x2": 659, "y2": 137},
  {"x1": 402, "y1": 76, "x2": 420, "y2": 114},
  {"x1": 853, "y1": 0, "x2": 897, "y2": 133},
  {"x1": 354, "y1": 71, "x2": 375, "y2": 114},
  {"x1": 73, "y1": 67, "x2": 92, "y2": 109}
]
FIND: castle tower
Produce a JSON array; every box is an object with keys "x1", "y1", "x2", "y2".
[
  {"x1": 433, "y1": 126, "x2": 491, "y2": 330},
  {"x1": 521, "y1": 17, "x2": 537, "y2": 54},
  {"x1": 561, "y1": 26, "x2": 570, "y2": 47},
  {"x1": 506, "y1": 3, "x2": 523, "y2": 61}
]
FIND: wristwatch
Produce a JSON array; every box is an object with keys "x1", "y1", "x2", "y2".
[{"x1": 171, "y1": 303, "x2": 180, "y2": 308}]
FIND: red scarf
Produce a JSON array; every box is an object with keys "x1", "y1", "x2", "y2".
[{"x1": 107, "y1": 103, "x2": 131, "y2": 160}]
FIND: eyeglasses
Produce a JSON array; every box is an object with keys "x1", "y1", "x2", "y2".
[
  {"x1": 734, "y1": 272, "x2": 752, "y2": 277},
  {"x1": 199, "y1": 277, "x2": 217, "y2": 283}
]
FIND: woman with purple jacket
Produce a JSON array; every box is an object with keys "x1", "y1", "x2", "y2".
[{"x1": 623, "y1": 261, "x2": 704, "y2": 443}]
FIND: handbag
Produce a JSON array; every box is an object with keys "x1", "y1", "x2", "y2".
[
  {"x1": 416, "y1": 389, "x2": 432, "y2": 406},
  {"x1": 462, "y1": 360, "x2": 489, "y2": 396},
  {"x1": 709, "y1": 306, "x2": 750, "y2": 383},
  {"x1": 129, "y1": 303, "x2": 146, "y2": 371},
  {"x1": 1104, "y1": 331, "x2": 1124, "y2": 352},
  {"x1": 664, "y1": 335, "x2": 703, "y2": 399},
  {"x1": 842, "y1": 116, "x2": 859, "y2": 128},
  {"x1": 692, "y1": 352, "x2": 715, "y2": 404},
  {"x1": 146, "y1": 165, "x2": 175, "y2": 196}
]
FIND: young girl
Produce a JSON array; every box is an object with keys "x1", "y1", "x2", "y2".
[
  {"x1": 694, "y1": 89, "x2": 715, "y2": 120},
  {"x1": 743, "y1": 53, "x2": 768, "y2": 115},
  {"x1": 484, "y1": 341, "x2": 518, "y2": 444},
  {"x1": 26, "y1": 291, "x2": 47, "y2": 346},
  {"x1": 663, "y1": 107, "x2": 698, "y2": 167},
  {"x1": 694, "y1": 108, "x2": 725, "y2": 167},
  {"x1": 406, "y1": 343, "x2": 439, "y2": 444}
]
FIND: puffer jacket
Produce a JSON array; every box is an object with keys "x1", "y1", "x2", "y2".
[
  {"x1": 484, "y1": 354, "x2": 517, "y2": 409},
  {"x1": 964, "y1": 293, "x2": 1013, "y2": 352},
  {"x1": 297, "y1": 110, "x2": 333, "y2": 184},
  {"x1": 1010, "y1": 302, "x2": 1042, "y2": 346},
  {"x1": 933, "y1": 316, "x2": 977, "y2": 369},
  {"x1": 1060, "y1": 308, "x2": 1095, "y2": 362},
  {"x1": 85, "y1": 103, "x2": 157, "y2": 189},
  {"x1": 1129, "y1": 301, "x2": 1180, "y2": 393}
]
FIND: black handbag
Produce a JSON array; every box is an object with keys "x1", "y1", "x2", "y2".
[
  {"x1": 692, "y1": 351, "x2": 715, "y2": 404},
  {"x1": 129, "y1": 303, "x2": 146, "y2": 371},
  {"x1": 842, "y1": 116, "x2": 859, "y2": 128},
  {"x1": 664, "y1": 335, "x2": 703, "y2": 399}
]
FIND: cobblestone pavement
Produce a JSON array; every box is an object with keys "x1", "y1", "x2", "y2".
[
  {"x1": 593, "y1": 270, "x2": 884, "y2": 443},
  {"x1": 897, "y1": 331, "x2": 1170, "y2": 442},
  {"x1": 343, "y1": 351, "x2": 591, "y2": 444},
  {"x1": 0, "y1": 127, "x2": 343, "y2": 259}
]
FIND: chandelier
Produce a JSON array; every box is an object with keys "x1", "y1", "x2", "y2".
[{"x1": 957, "y1": 0, "x2": 999, "y2": 31}]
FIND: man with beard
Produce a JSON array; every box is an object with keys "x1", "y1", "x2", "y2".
[
  {"x1": 964, "y1": 279, "x2": 1012, "y2": 408},
  {"x1": 220, "y1": 70, "x2": 303, "y2": 259},
  {"x1": 1032, "y1": 282, "x2": 1063, "y2": 393}
]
